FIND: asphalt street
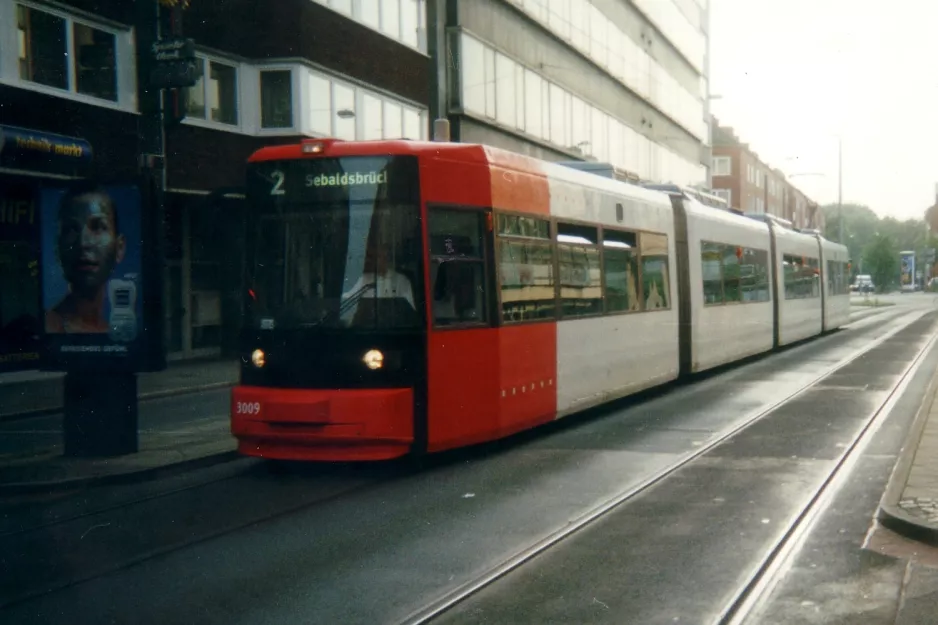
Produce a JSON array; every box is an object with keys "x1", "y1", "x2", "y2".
[{"x1": 1, "y1": 295, "x2": 936, "y2": 624}]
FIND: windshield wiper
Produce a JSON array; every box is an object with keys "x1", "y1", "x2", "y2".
[{"x1": 338, "y1": 282, "x2": 376, "y2": 316}]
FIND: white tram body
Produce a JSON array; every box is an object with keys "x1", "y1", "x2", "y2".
[
  {"x1": 683, "y1": 200, "x2": 775, "y2": 372},
  {"x1": 544, "y1": 163, "x2": 680, "y2": 418}
]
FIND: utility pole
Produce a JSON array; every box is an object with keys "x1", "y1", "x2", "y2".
[{"x1": 837, "y1": 137, "x2": 844, "y2": 243}]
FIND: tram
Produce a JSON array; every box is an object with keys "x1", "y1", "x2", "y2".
[{"x1": 230, "y1": 138, "x2": 850, "y2": 461}]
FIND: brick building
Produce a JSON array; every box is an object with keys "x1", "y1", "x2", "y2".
[
  {"x1": 0, "y1": 0, "x2": 431, "y2": 370},
  {"x1": 709, "y1": 118, "x2": 824, "y2": 231}
]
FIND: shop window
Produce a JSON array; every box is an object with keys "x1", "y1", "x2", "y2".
[{"x1": 260, "y1": 70, "x2": 293, "y2": 129}]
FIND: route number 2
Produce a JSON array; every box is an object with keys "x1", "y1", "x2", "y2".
[
  {"x1": 270, "y1": 170, "x2": 285, "y2": 195},
  {"x1": 236, "y1": 402, "x2": 261, "y2": 415}
]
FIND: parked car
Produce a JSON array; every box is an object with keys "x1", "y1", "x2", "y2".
[{"x1": 854, "y1": 274, "x2": 875, "y2": 293}]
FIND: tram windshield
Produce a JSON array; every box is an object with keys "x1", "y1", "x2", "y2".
[{"x1": 245, "y1": 155, "x2": 422, "y2": 330}]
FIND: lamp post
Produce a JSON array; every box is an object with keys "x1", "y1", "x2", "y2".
[{"x1": 837, "y1": 136, "x2": 843, "y2": 244}]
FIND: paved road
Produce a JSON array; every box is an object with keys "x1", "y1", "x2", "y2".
[{"x1": 1, "y1": 301, "x2": 936, "y2": 624}]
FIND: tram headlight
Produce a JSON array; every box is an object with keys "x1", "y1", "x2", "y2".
[
  {"x1": 362, "y1": 349, "x2": 384, "y2": 370},
  {"x1": 251, "y1": 349, "x2": 266, "y2": 368}
]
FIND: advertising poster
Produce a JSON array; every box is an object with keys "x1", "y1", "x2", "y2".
[
  {"x1": 900, "y1": 251, "x2": 915, "y2": 290},
  {"x1": 40, "y1": 181, "x2": 145, "y2": 369}
]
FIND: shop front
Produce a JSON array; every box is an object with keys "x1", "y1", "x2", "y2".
[{"x1": 0, "y1": 125, "x2": 94, "y2": 372}]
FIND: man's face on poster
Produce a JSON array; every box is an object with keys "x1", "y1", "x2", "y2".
[{"x1": 57, "y1": 191, "x2": 126, "y2": 297}]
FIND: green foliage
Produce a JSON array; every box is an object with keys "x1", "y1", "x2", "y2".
[
  {"x1": 821, "y1": 204, "x2": 938, "y2": 286},
  {"x1": 862, "y1": 233, "x2": 899, "y2": 292}
]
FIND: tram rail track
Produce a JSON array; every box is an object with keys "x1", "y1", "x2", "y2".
[{"x1": 399, "y1": 310, "x2": 938, "y2": 625}]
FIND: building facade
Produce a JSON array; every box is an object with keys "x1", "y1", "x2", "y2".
[
  {"x1": 710, "y1": 119, "x2": 824, "y2": 231},
  {"x1": 440, "y1": 0, "x2": 709, "y2": 188},
  {"x1": 0, "y1": 0, "x2": 431, "y2": 370}
]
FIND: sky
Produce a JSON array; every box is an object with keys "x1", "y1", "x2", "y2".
[{"x1": 708, "y1": 0, "x2": 938, "y2": 220}]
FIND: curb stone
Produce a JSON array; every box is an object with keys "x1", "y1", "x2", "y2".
[{"x1": 878, "y1": 347, "x2": 938, "y2": 545}]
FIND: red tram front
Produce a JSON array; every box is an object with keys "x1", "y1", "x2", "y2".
[{"x1": 230, "y1": 138, "x2": 557, "y2": 461}]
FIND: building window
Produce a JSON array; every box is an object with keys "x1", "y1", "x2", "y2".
[
  {"x1": 260, "y1": 70, "x2": 293, "y2": 129},
  {"x1": 15, "y1": 4, "x2": 120, "y2": 103},
  {"x1": 333, "y1": 82, "x2": 356, "y2": 139},
  {"x1": 301, "y1": 68, "x2": 426, "y2": 141},
  {"x1": 188, "y1": 57, "x2": 239, "y2": 125},
  {"x1": 456, "y1": 31, "x2": 706, "y2": 187},
  {"x1": 713, "y1": 156, "x2": 731, "y2": 176},
  {"x1": 314, "y1": 0, "x2": 426, "y2": 52},
  {"x1": 714, "y1": 189, "x2": 732, "y2": 206}
]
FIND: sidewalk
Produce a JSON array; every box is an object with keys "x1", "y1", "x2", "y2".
[
  {"x1": 0, "y1": 359, "x2": 241, "y2": 494},
  {"x1": 0, "y1": 358, "x2": 239, "y2": 421},
  {"x1": 880, "y1": 351, "x2": 938, "y2": 544}
]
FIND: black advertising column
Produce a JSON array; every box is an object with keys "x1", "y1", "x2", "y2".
[{"x1": 56, "y1": 0, "x2": 171, "y2": 457}]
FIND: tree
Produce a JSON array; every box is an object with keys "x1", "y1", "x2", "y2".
[
  {"x1": 821, "y1": 203, "x2": 938, "y2": 282},
  {"x1": 862, "y1": 233, "x2": 899, "y2": 292}
]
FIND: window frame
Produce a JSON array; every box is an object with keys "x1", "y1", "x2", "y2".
[
  {"x1": 493, "y1": 209, "x2": 676, "y2": 325},
  {"x1": 555, "y1": 219, "x2": 603, "y2": 320},
  {"x1": 712, "y1": 156, "x2": 731, "y2": 176},
  {"x1": 701, "y1": 240, "x2": 772, "y2": 306},
  {"x1": 600, "y1": 225, "x2": 643, "y2": 316},
  {"x1": 183, "y1": 53, "x2": 242, "y2": 130},
  {"x1": 6, "y1": 1, "x2": 133, "y2": 112},
  {"x1": 314, "y1": 0, "x2": 429, "y2": 54},
  {"x1": 782, "y1": 254, "x2": 821, "y2": 300},
  {"x1": 495, "y1": 209, "x2": 557, "y2": 326},
  {"x1": 426, "y1": 204, "x2": 496, "y2": 331},
  {"x1": 257, "y1": 65, "x2": 298, "y2": 133}
]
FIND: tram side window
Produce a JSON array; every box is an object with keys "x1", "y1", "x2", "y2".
[
  {"x1": 557, "y1": 223, "x2": 602, "y2": 317},
  {"x1": 722, "y1": 245, "x2": 742, "y2": 303},
  {"x1": 701, "y1": 242, "x2": 724, "y2": 305},
  {"x1": 497, "y1": 214, "x2": 556, "y2": 322},
  {"x1": 428, "y1": 209, "x2": 489, "y2": 327},
  {"x1": 784, "y1": 254, "x2": 820, "y2": 299},
  {"x1": 701, "y1": 241, "x2": 770, "y2": 305},
  {"x1": 740, "y1": 248, "x2": 770, "y2": 302},
  {"x1": 827, "y1": 260, "x2": 848, "y2": 295},
  {"x1": 640, "y1": 232, "x2": 670, "y2": 310},
  {"x1": 602, "y1": 229, "x2": 640, "y2": 313}
]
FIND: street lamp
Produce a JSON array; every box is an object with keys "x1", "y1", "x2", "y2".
[{"x1": 837, "y1": 136, "x2": 843, "y2": 244}]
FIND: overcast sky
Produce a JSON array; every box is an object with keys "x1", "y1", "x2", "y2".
[{"x1": 708, "y1": 0, "x2": 937, "y2": 220}]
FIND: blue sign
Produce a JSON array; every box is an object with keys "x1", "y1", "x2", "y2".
[{"x1": 0, "y1": 125, "x2": 93, "y2": 175}]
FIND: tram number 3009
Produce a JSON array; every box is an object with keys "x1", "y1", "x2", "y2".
[{"x1": 235, "y1": 402, "x2": 262, "y2": 415}]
